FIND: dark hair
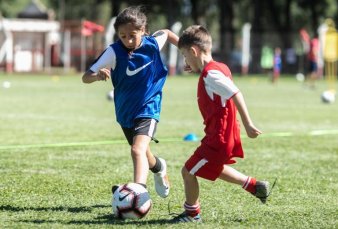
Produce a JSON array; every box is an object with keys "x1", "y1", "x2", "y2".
[
  {"x1": 178, "y1": 25, "x2": 212, "y2": 53},
  {"x1": 114, "y1": 6, "x2": 147, "y2": 32}
]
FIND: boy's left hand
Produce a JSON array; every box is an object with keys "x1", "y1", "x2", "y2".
[{"x1": 245, "y1": 124, "x2": 262, "y2": 138}]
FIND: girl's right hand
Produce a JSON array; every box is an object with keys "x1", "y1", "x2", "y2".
[{"x1": 97, "y1": 68, "x2": 110, "y2": 81}]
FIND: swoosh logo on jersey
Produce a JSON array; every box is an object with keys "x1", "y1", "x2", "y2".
[
  {"x1": 126, "y1": 61, "x2": 153, "y2": 76},
  {"x1": 118, "y1": 192, "x2": 131, "y2": 201}
]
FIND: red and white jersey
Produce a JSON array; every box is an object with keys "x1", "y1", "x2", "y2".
[{"x1": 197, "y1": 61, "x2": 244, "y2": 164}]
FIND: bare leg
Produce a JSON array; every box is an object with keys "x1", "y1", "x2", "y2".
[
  {"x1": 182, "y1": 167, "x2": 199, "y2": 205},
  {"x1": 131, "y1": 135, "x2": 151, "y2": 184},
  {"x1": 146, "y1": 146, "x2": 156, "y2": 169},
  {"x1": 218, "y1": 165, "x2": 248, "y2": 186}
]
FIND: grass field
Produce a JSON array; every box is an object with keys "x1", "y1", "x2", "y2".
[{"x1": 0, "y1": 73, "x2": 337, "y2": 228}]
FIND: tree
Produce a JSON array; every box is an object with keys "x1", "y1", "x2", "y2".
[
  {"x1": 296, "y1": 0, "x2": 325, "y2": 33},
  {"x1": 218, "y1": 0, "x2": 235, "y2": 62},
  {"x1": 2, "y1": 0, "x2": 337, "y2": 74}
]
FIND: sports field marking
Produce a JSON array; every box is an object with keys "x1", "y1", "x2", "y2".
[{"x1": 0, "y1": 129, "x2": 338, "y2": 150}]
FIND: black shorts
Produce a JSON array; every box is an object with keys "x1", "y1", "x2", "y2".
[{"x1": 122, "y1": 118, "x2": 158, "y2": 145}]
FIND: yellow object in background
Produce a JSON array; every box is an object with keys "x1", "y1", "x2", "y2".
[
  {"x1": 324, "y1": 19, "x2": 338, "y2": 62},
  {"x1": 323, "y1": 19, "x2": 337, "y2": 92}
]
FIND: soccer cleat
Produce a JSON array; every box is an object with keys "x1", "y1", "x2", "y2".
[
  {"x1": 253, "y1": 178, "x2": 277, "y2": 203},
  {"x1": 254, "y1": 181, "x2": 269, "y2": 203},
  {"x1": 153, "y1": 158, "x2": 170, "y2": 198},
  {"x1": 169, "y1": 212, "x2": 202, "y2": 223}
]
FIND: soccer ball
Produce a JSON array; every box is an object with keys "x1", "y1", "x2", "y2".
[
  {"x1": 321, "y1": 90, "x2": 335, "y2": 104},
  {"x1": 295, "y1": 73, "x2": 305, "y2": 82},
  {"x1": 2, "y1": 81, "x2": 11, "y2": 88},
  {"x1": 112, "y1": 183, "x2": 152, "y2": 219},
  {"x1": 107, "y1": 89, "x2": 114, "y2": 101}
]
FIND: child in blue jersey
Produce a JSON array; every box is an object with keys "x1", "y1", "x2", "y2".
[{"x1": 82, "y1": 6, "x2": 179, "y2": 198}]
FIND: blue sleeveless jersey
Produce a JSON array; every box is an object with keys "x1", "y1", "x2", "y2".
[{"x1": 111, "y1": 36, "x2": 168, "y2": 128}]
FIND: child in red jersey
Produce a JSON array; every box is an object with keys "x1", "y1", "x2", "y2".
[
  {"x1": 170, "y1": 25, "x2": 274, "y2": 223},
  {"x1": 305, "y1": 37, "x2": 319, "y2": 88}
]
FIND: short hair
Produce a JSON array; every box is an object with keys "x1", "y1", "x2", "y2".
[
  {"x1": 178, "y1": 25, "x2": 212, "y2": 53},
  {"x1": 114, "y1": 6, "x2": 147, "y2": 32}
]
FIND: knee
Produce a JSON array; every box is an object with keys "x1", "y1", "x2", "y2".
[
  {"x1": 181, "y1": 166, "x2": 192, "y2": 180},
  {"x1": 131, "y1": 145, "x2": 143, "y2": 158}
]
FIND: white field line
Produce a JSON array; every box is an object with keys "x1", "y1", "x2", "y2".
[{"x1": 0, "y1": 129, "x2": 338, "y2": 150}]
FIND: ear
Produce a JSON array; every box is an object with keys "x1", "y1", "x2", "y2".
[
  {"x1": 140, "y1": 26, "x2": 146, "y2": 35},
  {"x1": 190, "y1": 46, "x2": 199, "y2": 57}
]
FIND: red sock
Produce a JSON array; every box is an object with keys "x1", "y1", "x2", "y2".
[
  {"x1": 184, "y1": 202, "x2": 200, "y2": 217},
  {"x1": 242, "y1": 177, "x2": 257, "y2": 194}
]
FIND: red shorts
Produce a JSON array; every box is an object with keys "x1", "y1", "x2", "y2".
[{"x1": 185, "y1": 149, "x2": 224, "y2": 181}]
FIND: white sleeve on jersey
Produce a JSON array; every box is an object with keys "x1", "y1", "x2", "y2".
[
  {"x1": 152, "y1": 30, "x2": 168, "y2": 51},
  {"x1": 89, "y1": 46, "x2": 116, "y2": 73},
  {"x1": 203, "y1": 69, "x2": 239, "y2": 107}
]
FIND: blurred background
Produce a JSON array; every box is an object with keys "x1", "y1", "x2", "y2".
[{"x1": 0, "y1": 0, "x2": 337, "y2": 76}]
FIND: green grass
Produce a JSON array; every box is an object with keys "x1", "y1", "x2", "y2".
[{"x1": 0, "y1": 74, "x2": 337, "y2": 228}]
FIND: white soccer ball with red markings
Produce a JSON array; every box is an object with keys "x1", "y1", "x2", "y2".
[{"x1": 112, "y1": 183, "x2": 152, "y2": 219}]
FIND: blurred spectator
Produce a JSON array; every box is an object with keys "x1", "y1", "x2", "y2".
[
  {"x1": 260, "y1": 45, "x2": 273, "y2": 74},
  {"x1": 305, "y1": 36, "x2": 319, "y2": 89},
  {"x1": 272, "y1": 47, "x2": 282, "y2": 83}
]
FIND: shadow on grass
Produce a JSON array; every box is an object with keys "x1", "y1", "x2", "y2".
[
  {"x1": 0, "y1": 204, "x2": 107, "y2": 213},
  {"x1": 18, "y1": 218, "x2": 171, "y2": 226},
  {"x1": 17, "y1": 214, "x2": 170, "y2": 226},
  {"x1": 68, "y1": 214, "x2": 170, "y2": 225},
  {"x1": 1, "y1": 204, "x2": 171, "y2": 225}
]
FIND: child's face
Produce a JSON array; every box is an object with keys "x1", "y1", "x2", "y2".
[
  {"x1": 181, "y1": 47, "x2": 199, "y2": 73},
  {"x1": 117, "y1": 23, "x2": 145, "y2": 50}
]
